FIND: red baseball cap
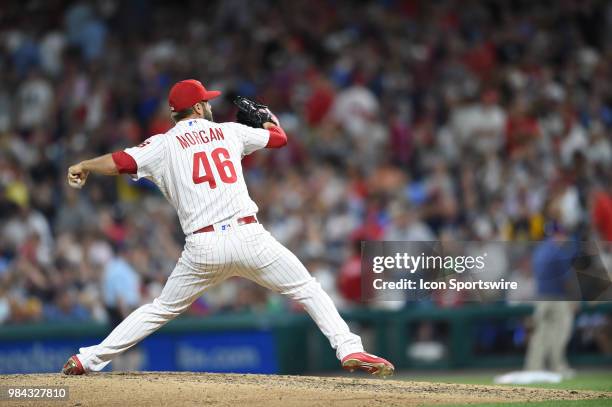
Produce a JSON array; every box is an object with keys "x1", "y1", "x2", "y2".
[{"x1": 168, "y1": 79, "x2": 221, "y2": 112}]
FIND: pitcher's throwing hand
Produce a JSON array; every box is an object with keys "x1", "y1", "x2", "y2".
[{"x1": 67, "y1": 163, "x2": 89, "y2": 189}]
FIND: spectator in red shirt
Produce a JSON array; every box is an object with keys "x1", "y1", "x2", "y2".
[
  {"x1": 505, "y1": 98, "x2": 540, "y2": 158},
  {"x1": 591, "y1": 185, "x2": 612, "y2": 241},
  {"x1": 304, "y1": 73, "x2": 335, "y2": 126}
]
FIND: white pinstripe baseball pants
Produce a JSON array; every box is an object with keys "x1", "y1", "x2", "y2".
[{"x1": 77, "y1": 222, "x2": 364, "y2": 372}]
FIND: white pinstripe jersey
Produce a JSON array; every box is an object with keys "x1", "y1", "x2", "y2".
[{"x1": 124, "y1": 118, "x2": 270, "y2": 235}]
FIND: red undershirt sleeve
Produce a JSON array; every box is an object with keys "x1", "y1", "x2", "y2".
[
  {"x1": 266, "y1": 125, "x2": 288, "y2": 148},
  {"x1": 111, "y1": 151, "x2": 138, "y2": 174}
]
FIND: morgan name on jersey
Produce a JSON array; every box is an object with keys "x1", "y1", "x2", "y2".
[{"x1": 175, "y1": 126, "x2": 225, "y2": 149}]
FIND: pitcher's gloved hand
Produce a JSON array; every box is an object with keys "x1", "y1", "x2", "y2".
[{"x1": 234, "y1": 96, "x2": 278, "y2": 128}]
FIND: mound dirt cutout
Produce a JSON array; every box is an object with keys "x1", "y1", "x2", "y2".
[{"x1": 2, "y1": 372, "x2": 610, "y2": 406}]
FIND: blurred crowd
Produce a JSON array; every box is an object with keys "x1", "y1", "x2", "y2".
[{"x1": 1, "y1": 0, "x2": 612, "y2": 328}]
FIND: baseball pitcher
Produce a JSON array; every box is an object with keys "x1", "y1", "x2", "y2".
[{"x1": 62, "y1": 79, "x2": 394, "y2": 377}]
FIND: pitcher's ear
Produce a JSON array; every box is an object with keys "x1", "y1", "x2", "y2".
[{"x1": 194, "y1": 102, "x2": 204, "y2": 116}]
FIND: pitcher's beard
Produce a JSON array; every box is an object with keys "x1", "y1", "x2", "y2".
[{"x1": 204, "y1": 110, "x2": 213, "y2": 121}]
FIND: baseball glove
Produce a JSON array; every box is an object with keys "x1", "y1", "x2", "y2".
[{"x1": 234, "y1": 96, "x2": 276, "y2": 128}]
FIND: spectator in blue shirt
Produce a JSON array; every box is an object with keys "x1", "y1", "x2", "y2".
[
  {"x1": 532, "y1": 222, "x2": 578, "y2": 299},
  {"x1": 103, "y1": 247, "x2": 141, "y2": 328},
  {"x1": 43, "y1": 289, "x2": 90, "y2": 322}
]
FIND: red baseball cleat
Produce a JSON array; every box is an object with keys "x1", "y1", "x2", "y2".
[
  {"x1": 341, "y1": 352, "x2": 395, "y2": 377},
  {"x1": 62, "y1": 355, "x2": 86, "y2": 375}
]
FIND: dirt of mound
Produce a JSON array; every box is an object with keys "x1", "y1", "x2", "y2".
[{"x1": 1, "y1": 372, "x2": 610, "y2": 407}]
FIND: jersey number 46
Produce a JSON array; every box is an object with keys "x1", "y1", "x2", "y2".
[{"x1": 192, "y1": 148, "x2": 237, "y2": 188}]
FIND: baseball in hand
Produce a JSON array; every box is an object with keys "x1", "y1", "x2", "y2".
[
  {"x1": 68, "y1": 176, "x2": 83, "y2": 189},
  {"x1": 67, "y1": 164, "x2": 89, "y2": 189}
]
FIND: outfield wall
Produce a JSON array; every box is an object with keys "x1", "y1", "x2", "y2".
[{"x1": 0, "y1": 304, "x2": 610, "y2": 374}]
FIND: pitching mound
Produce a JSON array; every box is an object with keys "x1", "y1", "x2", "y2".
[{"x1": 2, "y1": 372, "x2": 610, "y2": 406}]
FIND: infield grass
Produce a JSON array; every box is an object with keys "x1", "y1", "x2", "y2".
[
  {"x1": 447, "y1": 400, "x2": 612, "y2": 406},
  {"x1": 407, "y1": 370, "x2": 612, "y2": 406}
]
